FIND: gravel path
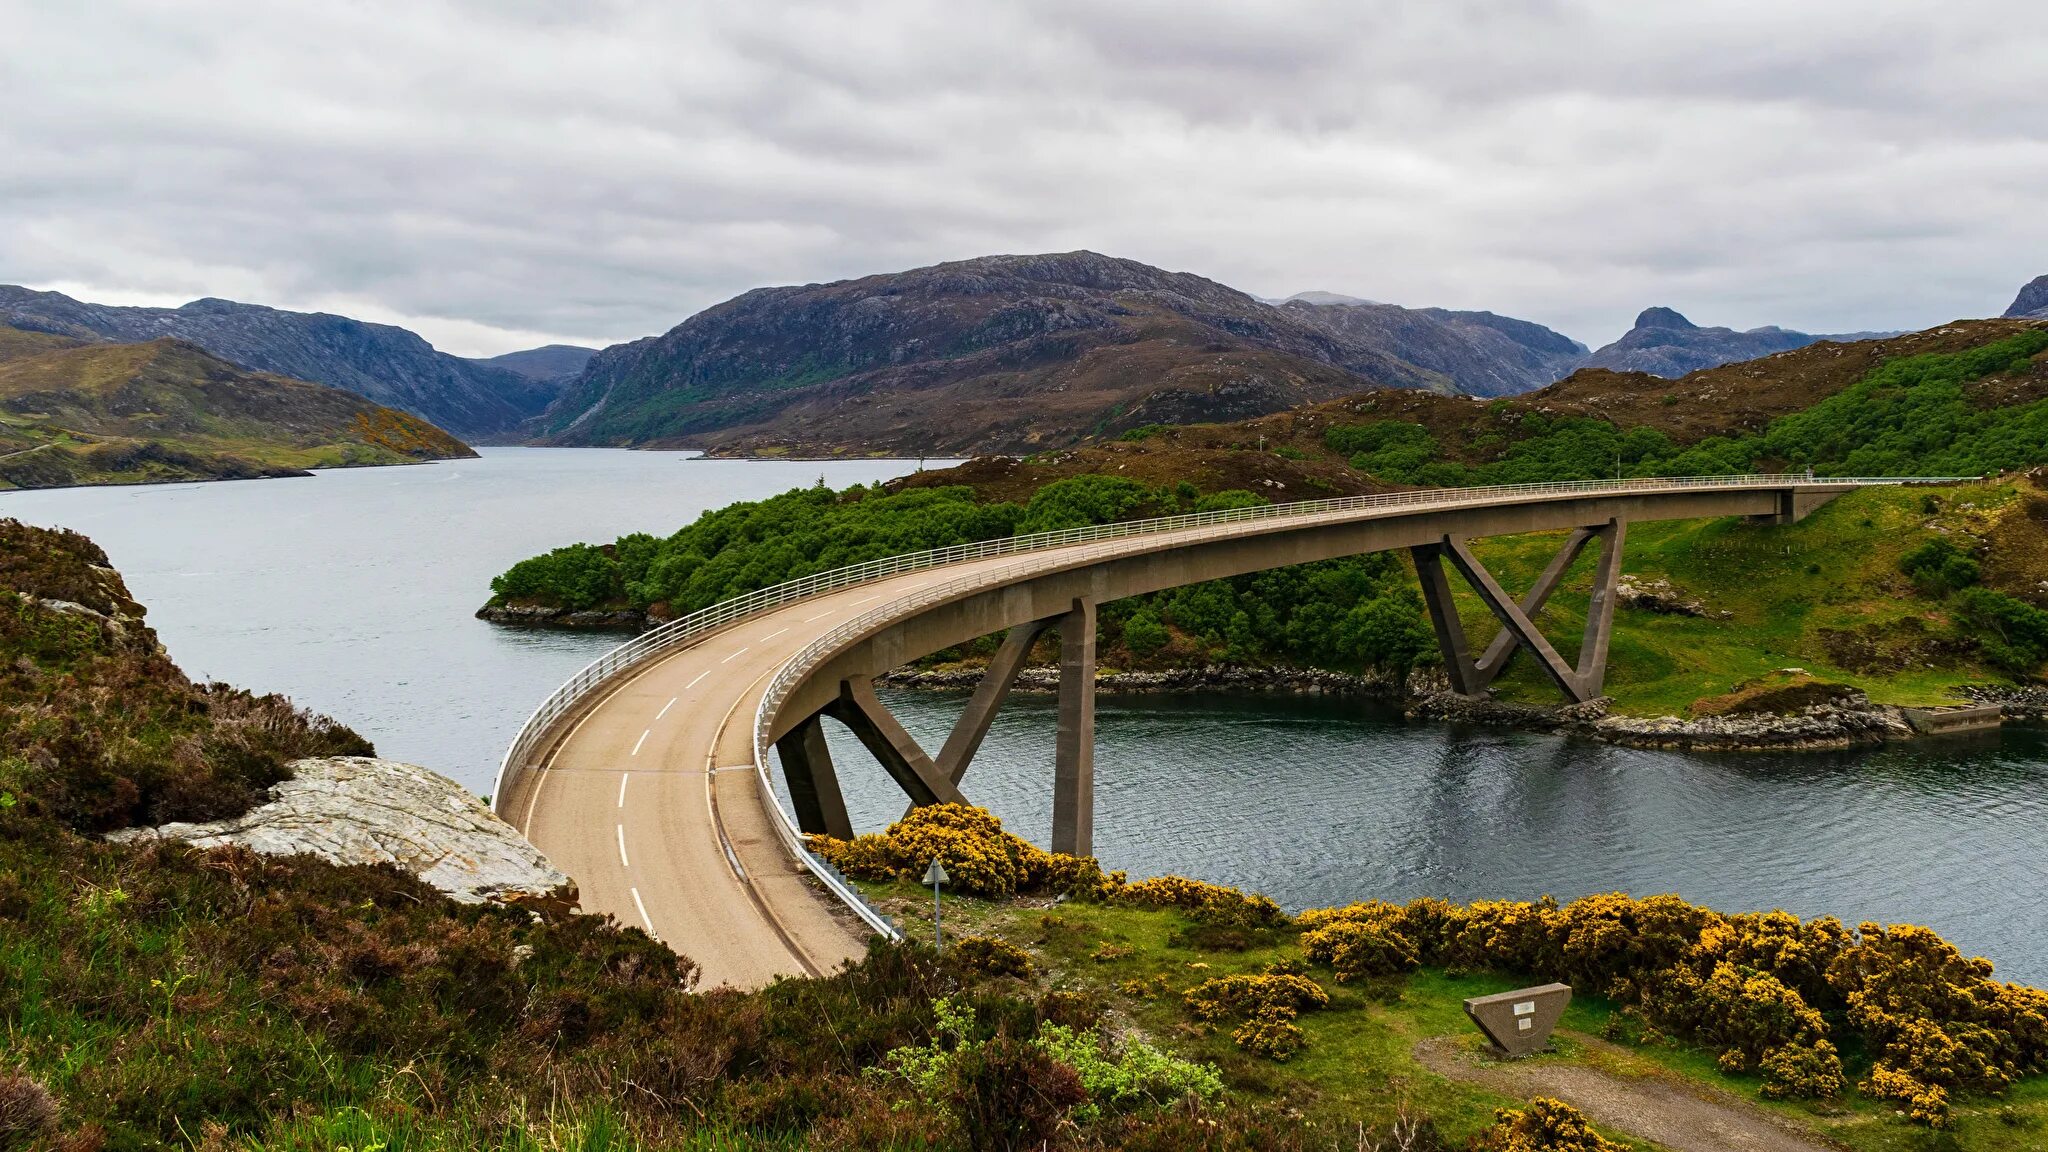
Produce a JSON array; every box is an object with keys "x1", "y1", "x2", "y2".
[{"x1": 1414, "y1": 1034, "x2": 1840, "y2": 1152}]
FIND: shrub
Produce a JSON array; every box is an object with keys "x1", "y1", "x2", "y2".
[
  {"x1": 1479, "y1": 1097, "x2": 1625, "y2": 1152},
  {"x1": 1301, "y1": 918, "x2": 1419, "y2": 982},
  {"x1": 1032, "y1": 1024, "x2": 1223, "y2": 1119},
  {"x1": 0, "y1": 1075, "x2": 58, "y2": 1150},
  {"x1": 1119, "y1": 876, "x2": 1286, "y2": 927},
  {"x1": 949, "y1": 1034, "x2": 1088, "y2": 1152},
  {"x1": 1862, "y1": 1064, "x2": 1952, "y2": 1128},
  {"x1": 1899, "y1": 538, "x2": 1981, "y2": 595},
  {"x1": 1952, "y1": 587, "x2": 2048, "y2": 676},
  {"x1": 1121, "y1": 609, "x2": 1169, "y2": 657},
  {"x1": 1183, "y1": 972, "x2": 1329, "y2": 1061},
  {"x1": 953, "y1": 935, "x2": 1033, "y2": 980},
  {"x1": 1760, "y1": 1039, "x2": 1844, "y2": 1100}
]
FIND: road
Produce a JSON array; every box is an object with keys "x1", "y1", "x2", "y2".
[{"x1": 505, "y1": 552, "x2": 1035, "y2": 988}]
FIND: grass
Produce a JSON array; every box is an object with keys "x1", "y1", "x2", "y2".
[
  {"x1": 861, "y1": 879, "x2": 2048, "y2": 1151},
  {"x1": 1453, "y1": 480, "x2": 2032, "y2": 716}
]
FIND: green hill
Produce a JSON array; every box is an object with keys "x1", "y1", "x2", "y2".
[{"x1": 0, "y1": 328, "x2": 476, "y2": 490}]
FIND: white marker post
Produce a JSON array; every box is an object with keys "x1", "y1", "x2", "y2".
[{"x1": 922, "y1": 858, "x2": 950, "y2": 952}]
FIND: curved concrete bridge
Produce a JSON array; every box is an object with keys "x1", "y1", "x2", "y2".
[{"x1": 493, "y1": 475, "x2": 1889, "y2": 987}]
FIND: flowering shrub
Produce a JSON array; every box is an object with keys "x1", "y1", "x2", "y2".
[
  {"x1": 1760, "y1": 1039, "x2": 1844, "y2": 1100},
  {"x1": 1862, "y1": 1064, "x2": 1952, "y2": 1128},
  {"x1": 1301, "y1": 917, "x2": 1419, "y2": 982},
  {"x1": 1183, "y1": 971, "x2": 1329, "y2": 1061},
  {"x1": 953, "y1": 935, "x2": 1032, "y2": 980},
  {"x1": 1118, "y1": 876, "x2": 1285, "y2": 927},
  {"x1": 1289, "y1": 893, "x2": 2045, "y2": 1108},
  {"x1": 1479, "y1": 1097, "x2": 1625, "y2": 1152},
  {"x1": 809, "y1": 804, "x2": 1120, "y2": 899}
]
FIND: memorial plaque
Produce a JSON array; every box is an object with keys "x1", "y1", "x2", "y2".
[{"x1": 1463, "y1": 983, "x2": 1571, "y2": 1056}]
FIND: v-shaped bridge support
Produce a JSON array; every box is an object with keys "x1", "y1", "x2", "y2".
[
  {"x1": 774, "y1": 603, "x2": 1098, "y2": 856},
  {"x1": 1411, "y1": 518, "x2": 1627, "y2": 704}
]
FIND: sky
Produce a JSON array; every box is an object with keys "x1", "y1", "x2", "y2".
[{"x1": 4, "y1": 1, "x2": 2044, "y2": 358}]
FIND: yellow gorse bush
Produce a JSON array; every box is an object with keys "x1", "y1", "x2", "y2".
[
  {"x1": 1292, "y1": 892, "x2": 2044, "y2": 1108},
  {"x1": 1480, "y1": 1097, "x2": 1625, "y2": 1152}
]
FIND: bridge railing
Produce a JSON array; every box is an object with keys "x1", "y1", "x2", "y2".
[{"x1": 493, "y1": 471, "x2": 1947, "y2": 809}]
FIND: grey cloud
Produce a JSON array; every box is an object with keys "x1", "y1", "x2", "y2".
[{"x1": 1, "y1": 0, "x2": 2042, "y2": 356}]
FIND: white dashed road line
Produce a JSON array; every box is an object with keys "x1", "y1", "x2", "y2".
[
  {"x1": 684, "y1": 671, "x2": 710, "y2": 690},
  {"x1": 804, "y1": 611, "x2": 834, "y2": 622},
  {"x1": 616, "y1": 824, "x2": 630, "y2": 867},
  {"x1": 632, "y1": 729, "x2": 649, "y2": 756},
  {"x1": 720, "y1": 647, "x2": 749, "y2": 664},
  {"x1": 617, "y1": 773, "x2": 629, "y2": 808},
  {"x1": 630, "y1": 886, "x2": 655, "y2": 936},
  {"x1": 759, "y1": 627, "x2": 788, "y2": 641},
  {"x1": 656, "y1": 697, "x2": 677, "y2": 720}
]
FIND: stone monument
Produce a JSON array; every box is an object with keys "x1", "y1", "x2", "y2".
[{"x1": 1463, "y1": 983, "x2": 1572, "y2": 1057}]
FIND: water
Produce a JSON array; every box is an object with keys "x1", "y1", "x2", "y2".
[
  {"x1": 820, "y1": 691, "x2": 2048, "y2": 983},
  {"x1": 0, "y1": 448, "x2": 931, "y2": 789},
  {"x1": 7, "y1": 450, "x2": 2045, "y2": 983}
]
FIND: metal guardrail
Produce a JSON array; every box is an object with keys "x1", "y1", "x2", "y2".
[{"x1": 495, "y1": 473, "x2": 1968, "y2": 941}]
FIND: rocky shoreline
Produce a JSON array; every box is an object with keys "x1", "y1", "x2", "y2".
[{"x1": 882, "y1": 663, "x2": 2028, "y2": 753}]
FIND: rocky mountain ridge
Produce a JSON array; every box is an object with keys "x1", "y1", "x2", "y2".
[
  {"x1": 1580, "y1": 306, "x2": 1896, "y2": 378},
  {"x1": 0, "y1": 285, "x2": 561, "y2": 439},
  {"x1": 537, "y1": 251, "x2": 1593, "y2": 456},
  {"x1": 2007, "y1": 275, "x2": 2048, "y2": 320}
]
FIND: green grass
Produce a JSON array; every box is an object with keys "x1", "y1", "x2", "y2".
[
  {"x1": 1455, "y1": 481, "x2": 2026, "y2": 715},
  {"x1": 862, "y1": 881, "x2": 2048, "y2": 1150}
]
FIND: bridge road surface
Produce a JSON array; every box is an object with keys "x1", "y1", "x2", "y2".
[{"x1": 507, "y1": 551, "x2": 1059, "y2": 988}]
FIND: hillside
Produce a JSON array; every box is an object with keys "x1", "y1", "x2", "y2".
[
  {"x1": 0, "y1": 286, "x2": 559, "y2": 439},
  {"x1": 0, "y1": 328, "x2": 476, "y2": 490},
  {"x1": 1277, "y1": 295, "x2": 1589, "y2": 396},
  {"x1": 469, "y1": 342, "x2": 597, "y2": 382},
  {"x1": 537, "y1": 252, "x2": 1586, "y2": 456},
  {"x1": 1580, "y1": 306, "x2": 1894, "y2": 378}
]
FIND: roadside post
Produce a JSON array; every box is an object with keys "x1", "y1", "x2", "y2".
[{"x1": 922, "y1": 858, "x2": 949, "y2": 951}]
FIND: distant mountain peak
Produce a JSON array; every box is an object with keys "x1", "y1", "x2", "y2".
[
  {"x1": 1633, "y1": 307, "x2": 1697, "y2": 331},
  {"x1": 1285, "y1": 291, "x2": 1383, "y2": 307},
  {"x1": 2005, "y1": 275, "x2": 2048, "y2": 319}
]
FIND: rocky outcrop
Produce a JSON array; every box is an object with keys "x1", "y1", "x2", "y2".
[
  {"x1": 1582, "y1": 307, "x2": 1892, "y2": 380},
  {"x1": 1409, "y1": 687, "x2": 1915, "y2": 751},
  {"x1": 109, "y1": 756, "x2": 572, "y2": 906},
  {"x1": 1279, "y1": 297, "x2": 1588, "y2": 397},
  {"x1": 1964, "y1": 683, "x2": 2048, "y2": 722},
  {"x1": 1614, "y1": 575, "x2": 1727, "y2": 619},
  {"x1": 2005, "y1": 275, "x2": 2048, "y2": 320},
  {"x1": 881, "y1": 662, "x2": 1416, "y2": 696},
  {"x1": 0, "y1": 286, "x2": 557, "y2": 438},
  {"x1": 476, "y1": 602, "x2": 648, "y2": 630}
]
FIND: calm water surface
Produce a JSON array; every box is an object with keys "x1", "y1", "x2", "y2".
[{"x1": 6, "y1": 450, "x2": 2044, "y2": 982}]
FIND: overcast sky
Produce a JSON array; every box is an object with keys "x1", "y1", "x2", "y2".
[{"x1": 4, "y1": 2, "x2": 2044, "y2": 357}]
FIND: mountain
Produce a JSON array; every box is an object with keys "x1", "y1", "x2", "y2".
[
  {"x1": 471, "y1": 344, "x2": 597, "y2": 382},
  {"x1": 0, "y1": 286, "x2": 554, "y2": 439},
  {"x1": 1582, "y1": 307, "x2": 1895, "y2": 378},
  {"x1": 1277, "y1": 296, "x2": 1588, "y2": 396},
  {"x1": 0, "y1": 326, "x2": 474, "y2": 490},
  {"x1": 2006, "y1": 275, "x2": 2048, "y2": 320},
  {"x1": 538, "y1": 252, "x2": 1582, "y2": 456}
]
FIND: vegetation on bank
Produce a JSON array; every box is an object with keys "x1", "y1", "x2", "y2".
[
  {"x1": 1319, "y1": 328, "x2": 2048, "y2": 487},
  {"x1": 0, "y1": 329, "x2": 475, "y2": 490},
  {"x1": 828, "y1": 804, "x2": 2048, "y2": 1144}
]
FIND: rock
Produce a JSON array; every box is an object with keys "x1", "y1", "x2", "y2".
[
  {"x1": 2004, "y1": 275, "x2": 2048, "y2": 320},
  {"x1": 109, "y1": 756, "x2": 573, "y2": 907},
  {"x1": 476, "y1": 602, "x2": 648, "y2": 630},
  {"x1": 1614, "y1": 575, "x2": 1726, "y2": 618},
  {"x1": 879, "y1": 661, "x2": 1417, "y2": 697}
]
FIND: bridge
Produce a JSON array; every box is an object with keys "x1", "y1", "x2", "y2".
[{"x1": 493, "y1": 475, "x2": 1885, "y2": 988}]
